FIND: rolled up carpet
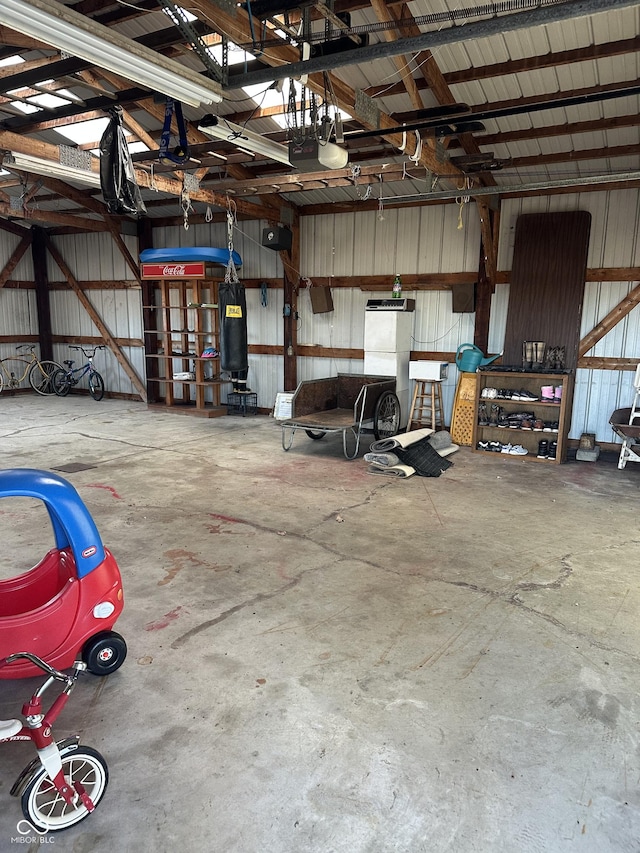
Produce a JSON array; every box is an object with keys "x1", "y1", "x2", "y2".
[
  {"x1": 363, "y1": 452, "x2": 401, "y2": 467},
  {"x1": 369, "y1": 427, "x2": 434, "y2": 453},
  {"x1": 367, "y1": 463, "x2": 415, "y2": 478}
]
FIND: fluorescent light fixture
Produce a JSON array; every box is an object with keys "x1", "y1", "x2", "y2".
[
  {"x1": 198, "y1": 115, "x2": 292, "y2": 167},
  {"x1": 0, "y1": 0, "x2": 223, "y2": 108},
  {"x1": 3, "y1": 152, "x2": 102, "y2": 187}
]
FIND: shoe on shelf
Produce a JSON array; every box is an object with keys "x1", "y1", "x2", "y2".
[
  {"x1": 489, "y1": 404, "x2": 502, "y2": 426},
  {"x1": 478, "y1": 402, "x2": 489, "y2": 426},
  {"x1": 515, "y1": 389, "x2": 539, "y2": 401},
  {"x1": 533, "y1": 418, "x2": 544, "y2": 431},
  {"x1": 501, "y1": 443, "x2": 512, "y2": 454},
  {"x1": 537, "y1": 440, "x2": 549, "y2": 458},
  {"x1": 541, "y1": 385, "x2": 555, "y2": 401},
  {"x1": 497, "y1": 414, "x2": 509, "y2": 428},
  {"x1": 521, "y1": 418, "x2": 534, "y2": 430},
  {"x1": 553, "y1": 385, "x2": 563, "y2": 403},
  {"x1": 476, "y1": 440, "x2": 490, "y2": 451},
  {"x1": 481, "y1": 387, "x2": 498, "y2": 399},
  {"x1": 489, "y1": 441, "x2": 503, "y2": 452},
  {"x1": 508, "y1": 444, "x2": 529, "y2": 455},
  {"x1": 548, "y1": 441, "x2": 558, "y2": 460}
]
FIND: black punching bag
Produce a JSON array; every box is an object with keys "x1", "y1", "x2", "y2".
[{"x1": 219, "y1": 280, "x2": 248, "y2": 373}]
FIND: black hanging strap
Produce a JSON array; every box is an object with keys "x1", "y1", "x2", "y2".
[{"x1": 159, "y1": 98, "x2": 189, "y2": 165}]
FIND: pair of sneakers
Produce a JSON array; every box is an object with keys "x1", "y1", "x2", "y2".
[
  {"x1": 477, "y1": 440, "x2": 502, "y2": 452},
  {"x1": 500, "y1": 443, "x2": 529, "y2": 456},
  {"x1": 537, "y1": 440, "x2": 558, "y2": 459}
]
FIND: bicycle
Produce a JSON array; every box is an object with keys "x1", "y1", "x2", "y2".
[
  {"x1": 0, "y1": 344, "x2": 62, "y2": 396},
  {"x1": 52, "y1": 345, "x2": 106, "y2": 401},
  {"x1": 0, "y1": 652, "x2": 108, "y2": 832}
]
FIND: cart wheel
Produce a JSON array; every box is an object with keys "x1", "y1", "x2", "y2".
[
  {"x1": 305, "y1": 430, "x2": 326, "y2": 440},
  {"x1": 373, "y1": 391, "x2": 401, "y2": 440},
  {"x1": 82, "y1": 631, "x2": 127, "y2": 676},
  {"x1": 21, "y1": 744, "x2": 108, "y2": 832}
]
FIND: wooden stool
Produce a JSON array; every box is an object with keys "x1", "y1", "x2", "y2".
[{"x1": 409, "y1": 380, "x2": 444, "y2": 431}]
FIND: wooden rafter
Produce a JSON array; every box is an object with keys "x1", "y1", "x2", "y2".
[{"x1": 183, "y1": 0, "x2": 461, "y2": 181}]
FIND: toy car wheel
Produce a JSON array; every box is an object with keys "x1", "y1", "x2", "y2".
[{"x1": 82, "y1": 631, "x2": 127, "y2": 676}]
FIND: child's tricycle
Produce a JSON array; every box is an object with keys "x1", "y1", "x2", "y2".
[{"x1": 0, "y1": 469, "x2": 126, "y2": 679}]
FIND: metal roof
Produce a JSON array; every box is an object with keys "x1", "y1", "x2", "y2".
[{"x1": 0, "y1": 0, "x2": 638, "y2": 226}]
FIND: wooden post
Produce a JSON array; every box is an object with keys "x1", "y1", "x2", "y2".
[
  {"x1": 137, "y1": 218, "x2": 159, "y2": 402},
  {"x1": 31, "y1": 226, "x2": 54, "y2": 360}
]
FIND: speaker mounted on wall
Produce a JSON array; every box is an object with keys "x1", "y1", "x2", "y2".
[
  {"x1": 262, "y1": 226, "x2": 292, "y2": 252},
  {"x1": 452, "y1": 282, "x2": 476, "y2": 313}
]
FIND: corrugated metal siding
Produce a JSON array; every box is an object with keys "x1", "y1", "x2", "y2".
[
  {"x1": 0, "y1": 233, "x2": 41, "y2": 386},
  {"x1": 4, "y1": 185, "x2": 640, "y2": 432},
  {"x1": 299, "y1": 206, "x2": 482, "y2": 422},
  {"x1": 45, "y1": 233, "x2": 142, "y2": 396}
]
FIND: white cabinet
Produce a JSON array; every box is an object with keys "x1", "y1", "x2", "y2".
[{"x1": 363, "y1": 310, "x2": 413, "y2": 428}]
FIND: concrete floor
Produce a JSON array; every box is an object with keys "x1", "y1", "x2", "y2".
[{"x1": 0, "y1": 394, "x2": 639, "y2": 853}]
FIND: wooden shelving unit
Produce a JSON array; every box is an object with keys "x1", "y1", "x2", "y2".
[
  {"x1": 143, "y1": 277, "x2": 227, "y2": 417},
  {"x1": 472, "y1": 370, "x2": 574, "y2": 463}
]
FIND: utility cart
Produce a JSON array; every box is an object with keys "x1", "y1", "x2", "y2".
[{"x1": 280, "y1": 373, "x2": 401, "y2": 459}]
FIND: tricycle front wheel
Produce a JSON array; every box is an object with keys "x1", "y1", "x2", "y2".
[
  {"x1": 82, "y1": 631, "x2": 127, "y2": 676},
  {"x1": 305, "y1": 430, "x2": 326, "y2": 440},
  {"x1": 21, "y1": 744, "x2": 108, "y2": 832},
  {"x1": 373, "y1": 391, "x2": 401, "y2": 440}
]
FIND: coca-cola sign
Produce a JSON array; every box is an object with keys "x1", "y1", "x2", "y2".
[{"x1": 141, "y1": 262, "x2": 205, "y2": 278}]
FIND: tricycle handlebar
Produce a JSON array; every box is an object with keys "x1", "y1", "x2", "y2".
[{"x1": 0, "y1": 652, "x2": 72, "y2": 681}]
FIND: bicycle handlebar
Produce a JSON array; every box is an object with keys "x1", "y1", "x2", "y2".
[
  {"x1": 15, "y1": 344, "x2": 36, "y2": 352},
  {"x1": 69, "y1": 345, "x2": 106, "y2": 356}
]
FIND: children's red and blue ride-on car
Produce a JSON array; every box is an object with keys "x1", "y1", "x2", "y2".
[{"x1": 0, "y1": 468, "x2": 126, "y2": 679}]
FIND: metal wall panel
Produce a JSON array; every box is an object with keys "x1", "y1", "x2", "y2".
[
  {"x1": 298, "y1": 206, "x2": 482, "y2": 423},
  {"x1": 47, "y1": 233, "x2": 138, "y2": 281},
  {"x1": 43, "y1": 233, "x2": 142, "y2": 396}
]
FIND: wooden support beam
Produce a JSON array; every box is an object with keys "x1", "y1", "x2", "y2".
[
  {"x1": 578, "y1": 356, "x2": 640, "y2": 371},
  {"x1": 31, "y1": 226, "x2": 54, "y2": 361},
  {"x1": 0, "y1": 128, "x2": 277, "y2": 222},
  {"x1": 45, "y1": 237, "x2": 148, "y2": 401},
  {"x1": 0, "y1": 233, "x2": 31, "y2": 288},
  {"x1": 0, "y1": 201, "x2": 105, "y2": 232},
  {"x1": 281, "y1": 207, "x2": 300, "y2": 392},
  {"x1": 579, "y1": 281, "x2": 640, "y2": 357}
]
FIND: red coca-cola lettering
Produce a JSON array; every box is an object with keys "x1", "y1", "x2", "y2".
[{"x1": 141, "y1": 262, "x2": 205, "y2": 278}]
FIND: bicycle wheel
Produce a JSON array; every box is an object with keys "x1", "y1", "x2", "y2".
[
  {"x1": 0, "y1": 371, "x2": 4, "y2": 394},
  {"x1": 52, "y1": 368, "x2": 71, "y2": 397},
  {"x1": 88, "y1": 370, "x2": 105, "y2": 401},
  {"x1": 21, "y1": 744, "x2": 108, "y2": 832},
  {"x1": 29, "y1": 360, "x2": 62, "y2": 396},
  {"x1": 373, "y1": 391, "x2": 401, "y2": 440}
]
